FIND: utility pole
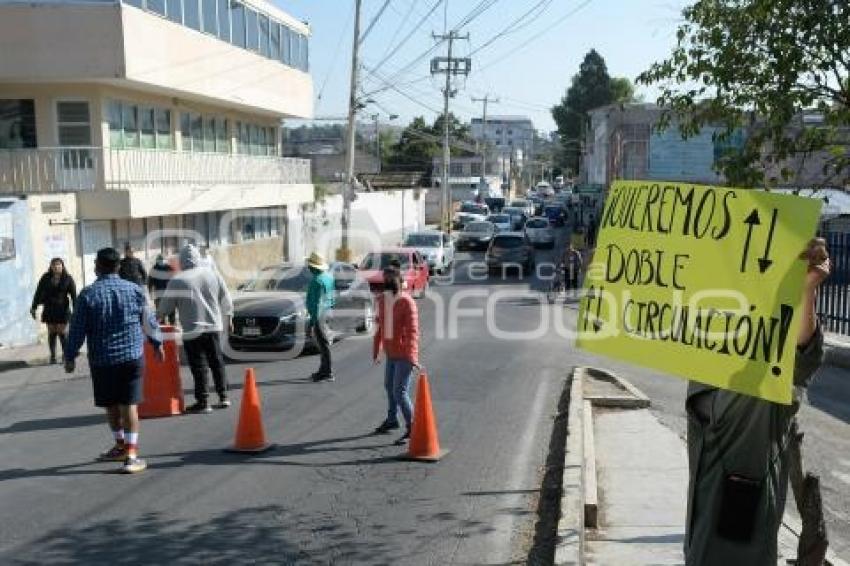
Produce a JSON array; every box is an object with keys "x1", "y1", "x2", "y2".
[
  {"x1": 371, "y1": 113, "x2": 380, "y2": 173},
  {"x1": 471, "y1": 94, "x2": 499, "y2": 189},
  {"x1": 339, "y1": 0, "x2": 362, "y2": 262},
  {"x1": 431, "y1": 31, "x2": 470, "y2": 232}
]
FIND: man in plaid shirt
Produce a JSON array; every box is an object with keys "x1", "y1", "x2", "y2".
[{"x1": 65, "y1": 247, "x2": 163, "y2": 474}]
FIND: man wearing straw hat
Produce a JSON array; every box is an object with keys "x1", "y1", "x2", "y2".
[{"x1": 306, "y1": 252, "x2": 335, "y2": 382}]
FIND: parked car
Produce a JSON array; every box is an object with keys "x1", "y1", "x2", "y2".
[
  {"x1": 485, "y1": 214, "x2": 512, "y2": 232},
  {"x1": 502, "y1": 206, "x2": 527, "y2": 230},
  {"x1": 484, "y1": 196, "x2": 505, "y2": 213},
  {"x1": 229, "y1": 262, "x2": 374, "y2": 353},
  {"x1": 453, "y1": 201, "x2": 489, "y2": 229},
  {"x1": 485, "y1": 233, "x2": 535, "y2": 276},
  {"x1": 403, "y1": 230, "x2": 454, "y2": 274},
  {"x1": 524, "y1": 216, "x2": 556, "y2": 249},
  {"x1": 535, "y1": 181, "x2": 555, "y2": 198},
  {"x1": 510, "y1": 199, "x2": 534, "y2": 218},
  {"x1": 544, "y1": 204, "x2": 566, "y2": 227},
  {"x1": 358, "y1": 248, "x2": 430, "y2": 298},
  {"x1": 455, "y1": 221, "x2": 496, "y2": 251}
]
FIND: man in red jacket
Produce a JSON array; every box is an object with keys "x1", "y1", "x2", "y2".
[{"x1": 372, "y1": 265, "x2": 420, "y2": 444}]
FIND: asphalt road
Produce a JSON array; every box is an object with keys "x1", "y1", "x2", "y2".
[
  {"x1": 1, "y1": 224, "x2": 848, "y2": 564},
  {"x1": 0, "y1": 229, "x2": 587, "y2": 565}
]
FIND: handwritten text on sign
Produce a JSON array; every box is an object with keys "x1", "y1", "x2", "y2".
[{"x1": 576, "y1": 181, "x2": 821, "y2": 404}]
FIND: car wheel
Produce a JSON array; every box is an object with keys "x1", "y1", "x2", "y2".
[{"x1": 356, "y1": 302, "x2": 374, "y2": 333}]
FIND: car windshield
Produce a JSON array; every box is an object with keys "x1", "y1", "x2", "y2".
[
  {"x1": 526, "y1": 219, "x2": 548, "y2": 228},
  {"x1": 405, "y1": 234, "x2": 441, "y2": 247},
  {"x1": 242, "y1": 266, "x2": 312, "y2": 292},
  {"x1": 360, "y1": 252, "x2": 410, "y2": 270},
  {"x1": 546, "y1": 206, "x2": 562, "y2": 213},
  {"x1": 504, "y1": 207, "x2": 522, "y2": 216},
  {"x1": 510, "y1": 201, "x2": 528, "y2": 208},
  {"x1": 487, "y1": 215, "x2": 510, "y2": 223},
  {"x1": 492, "y1": 236, "x2": 523, "y2": 249},
  {"x1": 465, "y1": 222, "x2": 493, "y2": 232}
]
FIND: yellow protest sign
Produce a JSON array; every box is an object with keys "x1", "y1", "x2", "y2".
[{"x1": 576, "y1": 180, "x2": 822, "y2": 404}]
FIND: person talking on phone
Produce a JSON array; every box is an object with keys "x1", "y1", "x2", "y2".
[
  {"x1": 684, "y1": 238, "x2": 830, "y2": 565},
  {"x1": 371, "y1": 264, "x2": 420, "y2": 445}
]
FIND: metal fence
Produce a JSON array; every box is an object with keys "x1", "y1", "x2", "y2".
[
  {"x1": 818, "y1": 231, "x2": 850, "y2": 335},
  {"x1": 0, "y1": 147, "x2": 311, "y2": 194}
]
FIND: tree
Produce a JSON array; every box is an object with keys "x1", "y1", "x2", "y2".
[
  {"x1": 610, "y1": 77, "x2": 638, "y2": 104},
  {"x1": 552, "y1": 49, "x2": 615, "y2": 173},
  {"x1": 384, "y1": 114, "x2": 475, "y2": 171},
  {"x1": 638, "y1": 0, "x2": 850, "y2": 187}
]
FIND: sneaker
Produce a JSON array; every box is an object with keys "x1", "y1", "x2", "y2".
[
  {"x1": 394, "y1": 429, "x2": 411, "y2": 446},
  {"x1": 185, "y1": 402, "x2": 212, "y2": 414},
  {"x1": 215, "y1": 397, "x2": 231, "y2": 409},
  {"x1": 373, "y1": 421, "x2": 400, "y2": 435},
  {"x1": 121, "y1": 456, "x2": 147, "y2": 474},
  {"x1": 311, "y1": 373, "x2": 335, "y2": 382},
  {"x1": 97, "y1": 444, "x2": 128, "y2": 462}
]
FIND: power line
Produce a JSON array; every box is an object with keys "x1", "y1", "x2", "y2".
[
  {"x1": 468, "y1": 0, "x2": 554, "y2": 57},
  {"x1": 316, "y1": 3, "x2": 356, "y2": 106},
  {"x1": 363, "y1": 0, "x2": 445, "y2": 81},
  {"x1": 359, "y1": 0, "x2": 393, "y2": 44},
  {"x1": 378, "y1": 0, "x2": 417, "y2": 64}
]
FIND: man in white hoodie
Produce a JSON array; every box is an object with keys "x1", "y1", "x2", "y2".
[{"x1": 158, "y1": 244, "x2": 233, "y2": 413}]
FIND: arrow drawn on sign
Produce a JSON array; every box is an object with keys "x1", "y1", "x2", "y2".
[
  {"x1": 740, "y1": 209, "x2": 761, "y2": 273},
  {"x1": 758, "y1": 208, "x2": 778, "y2": 274}
]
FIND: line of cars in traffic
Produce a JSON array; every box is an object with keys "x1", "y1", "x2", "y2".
[{"x1": 227, "y1": 187, "x2": 573, "y2": 355}]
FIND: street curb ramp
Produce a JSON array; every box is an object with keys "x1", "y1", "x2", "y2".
[{"x1": 554, "y1": 367, "x2": 585, "y2": 566}]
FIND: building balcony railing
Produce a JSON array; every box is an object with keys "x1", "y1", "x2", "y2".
[{"x1": 0, "y1": 147, "x2": 312, "y2": 194}]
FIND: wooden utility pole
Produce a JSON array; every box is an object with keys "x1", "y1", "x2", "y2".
[
  {"x1": 430, "y1": 31, "x2": 470, "y2": 232},
  {"x1": 339, "y1": 0, "x2": 362, "y2": 262}
]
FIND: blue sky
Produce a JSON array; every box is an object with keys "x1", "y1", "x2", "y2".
[{"x1": 275, "y1": 0, "x2": 689, "y2": 132}]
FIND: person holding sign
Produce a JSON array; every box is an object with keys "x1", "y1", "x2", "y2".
[{"x1": 684, "y1": 238, "x2": 830, "y2": 566}]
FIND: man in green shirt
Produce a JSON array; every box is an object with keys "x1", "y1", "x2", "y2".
[
  {"x1": 306, "y1": 252, "x2": 335, "y2": 382},
  {"x1": 685, "y1": 238, "x2": 830, "y2": 566}
]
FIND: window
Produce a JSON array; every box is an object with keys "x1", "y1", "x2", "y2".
[
  {"x1": 184, "y1": 0, "x2": 201, "y2": 31},
  {"x1": 245, "y1": 8, "x2": 258, "y2": 51},
  {"x1": 203, "y1": 116, "x2": 215, "y2": 152},
  {"x1": 270, "y1": 22, "x2": 280, "y2": 60},
  {"x1": 299, "y1": 33, "x2": 308, "y2": 70},
  {"x1": 470, "y1": 162, "x2": 482, "y2": 176},
  {"x1": 124, "y1": 0, "x2": 142, "y2": 8},
  {"x1": 0, "y1": 100, "x2": 37, "y2": 149},
  {"x1": 57, "y1": 101, "x2": 92, "y2": 168},
  {"x1": 250, "y1": 124, "x2": 260, "y2": 155},
  {"x1": 108, "y1": 101, "x2": 123, "y2": 148},
  {"x1": 155, "y1": 108, "x2": 172, "y2": 149},
  {"x1": 56, "y1": 101, "x2": 91, "y2": 146},
  {"x1": 230, "y1": 1, "x2": 245, "y2": 47},
  {"x1": 215, "y1": 117, "x2": 228, "y2": 152},
  {"x1": 450, "y1": 162, "x2": 463, "y2": 175},
  {"x1": 167, "y1": 0, "x2": 182, "y2": 23},
  {"x1": 290, "y1": 30, "x2": 301, "y2": 68},
  {"x1": 217, "y1": 0, "x2": 230, "y2": 41},
  {"x1": 140, "y1": 106, "x2": 156, "y2": 149},
  {"x1": 147, "y1": 0, "x2": 166, "y2": 16},
  {"x1": 191, "y1": 114, "x2": 203, "y2": 152},
  {"x1": 202, "y1": 0, "x2": 217, "y2": 35},
  {"x1": 281, "y1": 25, "x2": 291, "y2": 65},
  {"x1": 259, "y1": 15, "x2": 270, "y2": 57}
]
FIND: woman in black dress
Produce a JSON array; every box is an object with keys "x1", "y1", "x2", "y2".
[{"x1": 30, "y1": 258, "x2": 77, "y2": 364}]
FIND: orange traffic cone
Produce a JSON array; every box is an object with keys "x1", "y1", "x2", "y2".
[
  {"x1": 225, "y1": 368, "x2": 273, "y2": 453},
  {"x1": 139, "y1": 325, "x2": 184, "y2": 418},
  {"x1": 401, "y1": 371, "x2": 449, "y2": 462}
]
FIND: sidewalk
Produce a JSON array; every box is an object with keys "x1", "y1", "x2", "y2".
[
  {"x1": 588, "y1": 405, "x2": 849, "y2": 566},
  {"x1": 0, "y1": 342, "x2": 51, "y2": 372}
]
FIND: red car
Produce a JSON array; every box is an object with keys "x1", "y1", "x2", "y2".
[{"x1": 358, "y1": 248, "x2": 430, "y2": 298}]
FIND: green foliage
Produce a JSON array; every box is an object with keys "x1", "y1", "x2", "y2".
[
  {"x1": 638, "y1": 0, "x2": 850, "y2": 187},
  {"x1": 552, "y1": 50, "x2": 638, "y2": 172},
  {"x1": 610, "y1": 77, "x2": 637, "y2": 104},
  {"x1": 384, "y1": 113, "x2": 476, "y2": 171}
]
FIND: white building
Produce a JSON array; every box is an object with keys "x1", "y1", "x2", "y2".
[
  {"x1": 470, "y1": 115, "x2": 535, "y2": 160},
  {"x1": 0, "y1": 0, "x2": 314, "y2": 345}
]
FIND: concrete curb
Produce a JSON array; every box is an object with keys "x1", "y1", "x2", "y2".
[
  {"x1": 583, "y1": 367, "x2": 650, "y2": 409},
  {"x1": 554, "y1": 367, "x2": 585, "y2": 566},
  {"x1": 583, "y1": 400, "x2": 598, "y2": 529},
  {"x1": 0, "y1": 356, "x2": 51, "y2": 374}
]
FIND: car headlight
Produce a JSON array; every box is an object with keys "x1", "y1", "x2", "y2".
[{"x1": 280, "y1": 309, "x2": 307, "y2": 322}]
